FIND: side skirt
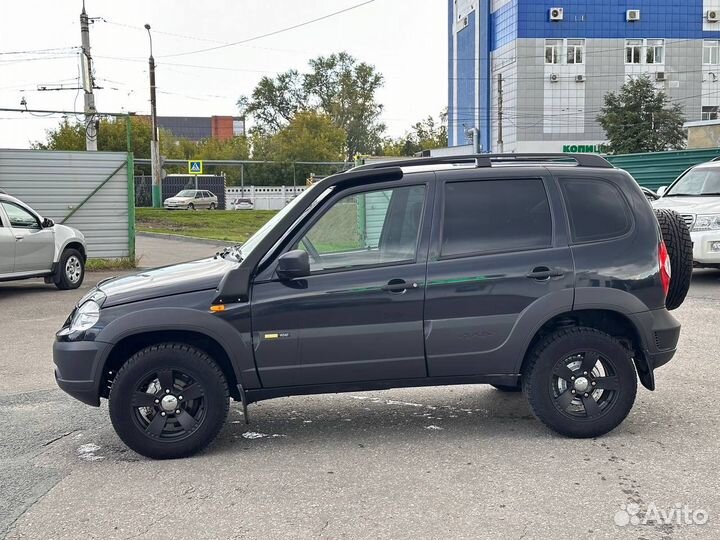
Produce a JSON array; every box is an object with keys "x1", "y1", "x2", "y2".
[{"x1": 243, "y1": 374, "x2": 521, "y2": 405}]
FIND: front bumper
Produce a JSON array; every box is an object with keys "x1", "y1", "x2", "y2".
[
  {"x1": 53, "y1": 339, "x2": 109, "y2": 406},
  {"x1": 691, "y1": 230, "x2": 720, "y2": 264}
]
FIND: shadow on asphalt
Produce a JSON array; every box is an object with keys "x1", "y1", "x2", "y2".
[
  {"x1": 691, "y1": 269, "x2": 720, "y2": 284},
  {"x1": 197, "y1": 389, "x2": 588, "y2": 459}
]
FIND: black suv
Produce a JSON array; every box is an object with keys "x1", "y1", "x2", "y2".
[{"x1": 55, "y1": 154, "x2": 686, "y2": 459}]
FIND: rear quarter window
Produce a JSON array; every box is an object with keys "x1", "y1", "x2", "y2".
[
  {"x1": 559, "y1": 178, "x2": 633, "y2": 243},
  {"x1": 441, "y1": 178, "x2": 553, "y2": 257}
]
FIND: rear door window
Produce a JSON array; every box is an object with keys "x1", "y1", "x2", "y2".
[
  {"x1": 441, "y1": 179, "x2": 553, "y2": 257},
  {"x1": 559, "y1": 178, "x2": 632, "y2": 243}
]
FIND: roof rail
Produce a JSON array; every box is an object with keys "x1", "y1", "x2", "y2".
[{"x1": 352, "y1": 153, "x2": 613, "y2": 171}]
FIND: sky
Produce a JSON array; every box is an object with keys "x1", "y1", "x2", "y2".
[{"x1": 0, "y1": 0, "x2": 448, "y2": 149}]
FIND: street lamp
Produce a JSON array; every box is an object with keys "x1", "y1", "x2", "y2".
[{"x1": 145, "y1": 23, "x2": 161, "y2": 208}]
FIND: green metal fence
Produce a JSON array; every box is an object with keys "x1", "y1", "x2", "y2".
[{"x1": 606, "y1": 148, "x2": 720, "y2": 190}]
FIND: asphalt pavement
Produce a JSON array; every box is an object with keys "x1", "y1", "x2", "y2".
[{"x1": 1, "y1": 235, "x2": 719, "y2": 539}]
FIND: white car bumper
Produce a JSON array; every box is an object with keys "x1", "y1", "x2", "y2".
[{"x1": 691, "y1": 230, "x2": 720, "y2": 265}]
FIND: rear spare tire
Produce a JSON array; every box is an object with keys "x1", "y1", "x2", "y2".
[{"x1": 654, "y1": 208, "x2": 692, "y2": 310}]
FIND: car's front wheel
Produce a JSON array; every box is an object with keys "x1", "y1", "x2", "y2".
[
  {"x1": 523, "y1": 327, "x2": 637, "y2": 438},
  {"x1": 109, "y1": 343, "x2": 229, "y2": 459},
  {"x1": 55, "y1": 248, "x2": 84, "y2": 290}
]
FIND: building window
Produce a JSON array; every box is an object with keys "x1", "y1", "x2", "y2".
[
  {"x1": 567, "y1": 39, "x2": 585, "y2": 64},
  {"x1": 702, "y1": 106, "x2": 719, "y2": 121},
  {"x1": 545, "y1": 39, "x2": 561, "y2": 64},
  {"x1": 704, "y1": 41, "x2": 720, "y2": 65},
  {"x1": 625, "y1": 40, "x2": 642, "y2": 64},
  {"x1": 647, "y1": 39, "x2": 664, "y2": 64}
]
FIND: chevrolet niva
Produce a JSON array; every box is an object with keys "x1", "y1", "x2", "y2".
[{"x1": 54, "y1": 154, "x2": 692, "y2": 459}]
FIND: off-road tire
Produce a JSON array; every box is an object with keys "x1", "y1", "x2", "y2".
[
  {"x1": 654, "y1": 208, "x2": 692, "y2": 310},
  {"x1": 109, "y1": 343, "x2": 229, "y2": 459},
  {"x1": 522, "y1": 327, "x2": 637, "y2": 438}
]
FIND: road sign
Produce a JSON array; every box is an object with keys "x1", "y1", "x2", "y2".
[{"x1": 188, "y1": 160, "x2": 203, "y2": 174}]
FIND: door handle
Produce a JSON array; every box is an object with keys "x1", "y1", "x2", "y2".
[
  {"x1": 381, "y1": 279, "x2": 418, "y2": 293},
  {"x1": 526, "y1": 266, "x2": 564, "y2": 281},
  {"x1": 14, "y1": 235, "x2": 23, "y2": 241}
]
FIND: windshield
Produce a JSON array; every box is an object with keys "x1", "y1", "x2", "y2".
[
  {"x1": 665, "y1": 168, "x2": 720, "y2": 196},
  {"x1": 176, "y1": 190, "x2": 196, "y2": 197}
]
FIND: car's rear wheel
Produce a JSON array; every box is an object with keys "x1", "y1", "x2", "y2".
[
  {"x1": 109, "y1": 343, "x2": 229, "y2": 459},
  {"x1": 523, "y1": 327, "x2": 637, "y2": 438},
  {"x1": 55, "y1": 248, "x2": 84, "y2": 290},
  {"x1": 654, "y1": 208, "x2": 692, "y2": 310},
  {"x1": 209, "y1": 202, "x2": 216, "y2": 210}
]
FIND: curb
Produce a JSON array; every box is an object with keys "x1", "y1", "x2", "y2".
[{"x1": 137, "y1": 231, "x2": 237, "y2": 247}]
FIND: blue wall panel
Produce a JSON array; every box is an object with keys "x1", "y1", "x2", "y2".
[
  {"x1": 518, "y1": 0, "x2": 704, "y2": 40},
  {"x1": 448, "y1": 0, "x2": 456, "y2": 146},
  {"x1": 456, "y1": 14, "x2": 477, "y2": 146},
  {"x1": 478, "y1": 0, "x2": 491, "y2": 151},
  {"x1": 492, "y1": 0, "x2": 519, "y2": 50}
]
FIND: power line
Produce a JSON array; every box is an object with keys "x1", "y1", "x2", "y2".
[
  {"x1": 99, "y1": 19, "x2": 311, "y2": 56},
  {"x1": 0, "y1": 46, "x2": 79, "y2": 56},
  {"x1": 160, "y1": 0, "x2": 377, "y2": 58}
]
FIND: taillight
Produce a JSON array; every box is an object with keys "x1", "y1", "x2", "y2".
[{"x1": 658, "y1": 240, "x2": 671, "y2": 297}]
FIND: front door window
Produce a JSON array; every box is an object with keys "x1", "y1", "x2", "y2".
[{"x1": 296, "y1": 185, "x2": 426, "y2": 273}]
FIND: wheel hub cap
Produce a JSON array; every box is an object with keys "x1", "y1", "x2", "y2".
[
  {"x1": 573, "y1": 376, "x2": 590, "y2": 393},
  {"x1": 160, "y1": 394, "x2": 179, "y2": 412}
]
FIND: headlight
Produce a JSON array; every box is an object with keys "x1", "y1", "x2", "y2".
[
  {"x1": 69, "y1": 294, "x2": 104, "y2": 333},
  {"x1": 70, "y1": 301, "x2": 101, "y2": 333},
  {"x1": 694, "y1": 214, "x2": 720, "y2": 231}
]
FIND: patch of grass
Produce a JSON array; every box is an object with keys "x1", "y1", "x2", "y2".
[
  {"x1": 86, "y1": 257, "x2": 137, "y2": 271},
  {"x1": 136, "y1": 208, "x2": 277, "y2": 243}
]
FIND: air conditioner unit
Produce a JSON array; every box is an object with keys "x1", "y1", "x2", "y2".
[
  {"x1": 655, "y1": 71, "x2": 666, "y2": 82},
  {"x1": 549, "y1": 7, "x2": 564, "y2": 21},
  {"x1": 626, "y1": 9, "x2": 640, "y2": 21},
  {"x1": 550, "y1": 73, "x2": 560, "y2": 83},
  {"x1": 575, "y1": 74, "x2": 586, "y2": 83},
  {"x1": 708, "y1": 10, "x2": 719, "y2": 22}
]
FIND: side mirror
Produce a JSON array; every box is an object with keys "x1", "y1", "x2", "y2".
[
  {"x1": 657, "y1": 186, "x2": 668, "y2": 197},
  {"x1": 277, "y1": 250, "x2": 310, "y2": 280},
  {"x1": 42, "y1": 217, "x2": 54, "y2": 228}
]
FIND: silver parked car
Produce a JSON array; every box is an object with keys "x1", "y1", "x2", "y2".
[
  {"x1": 163, "y1": 190, "x2": 218, "y2": 210},
  {"x1": 0, "y1": 193, "x2": 87, "y2": 289}
]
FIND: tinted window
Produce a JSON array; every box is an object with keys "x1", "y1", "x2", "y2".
[
  {"x1": 559, "y1": 178, "x2": 632, "y2": 243},
  {"x1": 441, "y1": 179, "x2": 552, "y2": 257}
]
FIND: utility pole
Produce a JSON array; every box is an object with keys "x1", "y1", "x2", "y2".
[
  {"x1": 497, "y1": 73, "x2": 504, "y2": 154},
  {"x1": 145, "y1": 24, "x2": 161, "y2": 208},
  {"x1": 80, "y1": 0, "x2": 98, "y2": 151}
]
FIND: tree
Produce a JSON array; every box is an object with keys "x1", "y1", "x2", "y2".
[
  {"x1": 239, "y1": 70, "x2": 307, "y2": 133},
  {"x1": 267, "y1": 111, "x2": 346, "y2": 163},
  {"x1": 381, "y1": 112, "x2": 448, "y2": 157},
  {"x1": 247, "y1": 111, "x2": 347, "y2": 186},
  {"x1": 597, "y1": 75, "x2": 686, "y2": 154},
  {"x1": 33, "y1": 116, "x2": 155, "y2": 158},
  {"x1": 238, "y1": 51, "x2": 385, "y2": 160}
]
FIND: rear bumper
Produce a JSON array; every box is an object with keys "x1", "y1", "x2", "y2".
[
  {"x1": 53, "y1": 339, "x2": 109, "y2": 406},
  {"x1": 632, "y1": 308, "x2": 681, "y2": 389}
]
